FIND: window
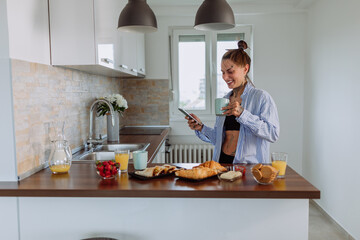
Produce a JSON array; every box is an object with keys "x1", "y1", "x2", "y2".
[
  {"x1": 171, "y1": 26, "x2": 252, "y2": 120},
  {"x1": 178, "y1": 35, "x2": 206, "y2": 110}
]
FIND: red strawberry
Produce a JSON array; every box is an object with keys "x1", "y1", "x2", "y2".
[{"x1": 97, "y1": 166, "x2": 104, "y2": 172}]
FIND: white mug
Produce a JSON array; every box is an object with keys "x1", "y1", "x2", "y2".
[{"x1": 133, "y1": 150, "x2": 148, "y2": 170}]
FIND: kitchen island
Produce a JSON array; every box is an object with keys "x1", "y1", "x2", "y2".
[{"x1": 0, "y1": 127, "x2": 320, "y2": 240}]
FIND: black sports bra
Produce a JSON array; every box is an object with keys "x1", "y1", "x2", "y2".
[{"x1": 224, "y1": 115, "x2": 240, "y2": 131}]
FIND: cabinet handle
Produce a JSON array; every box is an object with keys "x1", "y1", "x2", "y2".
[
  {"x1": 100, "y1": 58, "x2": 113, "y2": 64},
  {"x1": 119, "y1": 64, "x2": 128, "y2": 69},
  {"x1": 140, "y1": 68, "x2": 145, "y2": 73},
  {"x1": 131, "y1": 68, "x2": 138, "y2": 73}
]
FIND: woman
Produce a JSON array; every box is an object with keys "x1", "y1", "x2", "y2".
[{"x1": 186, "y1": 40, "x2": 279, "y2": 164}]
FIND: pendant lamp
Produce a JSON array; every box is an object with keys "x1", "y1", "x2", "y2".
[
  {"x1": 194, "y1": 0, "x2": 235, "y2": 31},
  {"x1": 118, "y1": 0, "x2": 157, "y2": 33}
]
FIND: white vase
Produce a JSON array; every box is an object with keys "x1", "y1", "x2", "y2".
[{"x1": 106, "y1": 112, "x2": 119, "y2": 142}]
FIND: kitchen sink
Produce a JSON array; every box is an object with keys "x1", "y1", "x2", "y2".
[
  {"x1": 72, "y1": 143, "x2": 150, "y2": 163},
  {"x1": 76, "y1": 151, "x2": 116, "y2": 161},
  {"x1": 95, "y1": 143, "x2": 150, "y2": 152}
]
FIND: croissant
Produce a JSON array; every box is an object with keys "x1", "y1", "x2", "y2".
[
  {"x1": 152, "y1": 166, "x2": 162, "y2": 176},
  {"x1": 197, "y1": 160, "x2": 227, "y2": 172},
  {"x1": 175, "y1": 167, "x2": 217, "y2": 180},
  {"x1": 135, "y1": 165, "x2": 178, "y2": 177}
]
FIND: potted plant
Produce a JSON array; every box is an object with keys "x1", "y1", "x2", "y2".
[{"x1": 97, "y1": 94, "x2": 128, "y2": 142}]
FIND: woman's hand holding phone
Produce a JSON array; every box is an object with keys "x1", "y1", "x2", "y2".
[
  {"x1": 186, "y1": 114, "x2": 203, "y2": 131},
  {"x1": 178, "y1": 108, "x2": 203, "y2": 131}
]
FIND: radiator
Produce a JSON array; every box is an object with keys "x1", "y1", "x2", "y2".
[{"x1": 167, "y1": 144, "x2": 214, "y2": 163}]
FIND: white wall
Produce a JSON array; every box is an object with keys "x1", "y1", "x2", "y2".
[
  {"x1": 146, "y1": 11, "x2": 306, "y2": 173},
  {"x1": 304, "y1": 0, "x2": 360, "y2": 238},
  {"x1": 0, "y1": 0, "x2": 18, "y2": 181},
  {"x1": 0, "y1": 198, "x2": 19, "y2": 239}
]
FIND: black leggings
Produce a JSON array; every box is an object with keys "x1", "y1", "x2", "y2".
[{"x1": 219, "y1": 151, "x2": 234, "y2": 164}]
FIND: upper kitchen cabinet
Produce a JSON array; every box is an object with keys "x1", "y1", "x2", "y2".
[
  {"x1": 137, "y1": 33, "x2": 146, "y2": 75},
  {"x1": 6, "y1": 0, "x2": 51, "y2": 65},
  {"x1": 49, "y1": 0, "x2": 145, "y2": 78}
]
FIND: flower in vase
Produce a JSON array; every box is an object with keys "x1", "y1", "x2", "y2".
[{"x1": 97, "y1": 94, "x2": 128, "y2": 117}]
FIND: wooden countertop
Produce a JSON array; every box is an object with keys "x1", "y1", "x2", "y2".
[
  {"x1": 0, "y1": 163, "x2": 320, "y2": 199},
  {"x1": 116, "y1": 127, "x2": 170, "y2": 163},
  {"x1": 0, "y1": 127, "x2": 320, "y2": 199}
]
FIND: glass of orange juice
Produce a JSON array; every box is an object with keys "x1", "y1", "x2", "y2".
[
  {"x1": 115, "y1": 149, "x2": 130, "y2": 173},
  {"x1": 271, "y1": 152, "x2": 288, "y2": 178}
]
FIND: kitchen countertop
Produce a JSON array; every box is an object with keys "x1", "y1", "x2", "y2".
[
  {"x1": 107, "y1": 127, "x2": 169, "y2": 163},
  {"x1": 0, "y1": 126, "x2": 320, "y2": 199},
  {"x1": 0, "y1": 164, "x2": 319, "y2": 199},
  {"x1": 119, "y1": 126, "x2": 166, "y2": 135}
]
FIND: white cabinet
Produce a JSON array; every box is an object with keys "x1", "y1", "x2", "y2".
[
  {"x1": 115, "y1": 31, "x2": 138, "y2": 74},
  {"x1": 49, "y1": 0, "x2": 95, "y2": 66},
  {"x1": 116, "y1": 31, "x2": 145, "y2": 76},
  {"x1": 137, "y1": 32, "x2": 146, "y2": 75},
  {"x1": 6, "y1": 0, "x2": 51, "y2": 65},
  {"x1": 49, "y1": 0, "x2": 145, "y2": 78},
  {"x1": 18, "y1": 197, "x2": 308, "y2": 240}
]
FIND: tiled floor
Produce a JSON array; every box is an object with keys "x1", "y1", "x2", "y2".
[{"x1": 309, "y1": 201, "x2": 353, "y2": 240}]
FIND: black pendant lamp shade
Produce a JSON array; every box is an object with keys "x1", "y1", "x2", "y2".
[
  {"x1": 118, "y1": 0, "x2": 157, "y2": 33},
  {"x1": 194, "y1": 0, "x2": 235, "y2": 31}
]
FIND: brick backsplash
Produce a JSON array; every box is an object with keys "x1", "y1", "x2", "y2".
[
  {"x1": 121, "y1": 79, "x2": 169, "y2": 126},
  {"x1": 11, "y1": 59, "x2": 124, "y2": 176},
  {"x1": 11, "y1": 60, "x2": 170, "y2": 176}
]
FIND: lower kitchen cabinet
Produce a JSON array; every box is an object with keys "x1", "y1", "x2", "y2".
[{"x1": 17, "y1": 197, "x2": 309, "y2": 240}]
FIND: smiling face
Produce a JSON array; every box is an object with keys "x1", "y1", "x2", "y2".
[{"x1": 221, "y1": 59, "x2": 249, "y2": 89}]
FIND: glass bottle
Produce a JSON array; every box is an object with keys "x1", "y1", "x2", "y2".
[{"x1": 48, "y1": 140, "x2": 72, "y2": 174}]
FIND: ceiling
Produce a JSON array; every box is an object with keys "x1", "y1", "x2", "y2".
[
  {"x1": 150, "y1": 0, "x2": 304, "y2": 7},
  {"x1": 148, "y1": 0, "x2": 315, "y2": 16}
]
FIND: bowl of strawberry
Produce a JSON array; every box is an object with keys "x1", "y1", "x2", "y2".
[{"x1": 95, "y1": 160, "x2": 120, "y2": 179}]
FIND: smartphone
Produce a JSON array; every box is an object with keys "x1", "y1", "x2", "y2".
[{"x1": 178, "y1": 108, "x2": 201, "y2": 125}]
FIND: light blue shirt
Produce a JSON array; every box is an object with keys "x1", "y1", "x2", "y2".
[{"x1": 195, "y1": 83, "x2": 280, "y2": 164}]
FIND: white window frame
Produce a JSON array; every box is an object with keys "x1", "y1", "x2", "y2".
[{"x1": 170, "y1": 26, "x2": 252, "y2": 123}]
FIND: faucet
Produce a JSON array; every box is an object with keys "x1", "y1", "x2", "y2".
[{"x1": 87, "y1": 99, "x2": 115, "y2": 150}]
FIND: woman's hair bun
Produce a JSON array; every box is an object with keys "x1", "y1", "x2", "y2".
[{"x1": 238, "y1": 40, "x2": 248, "y2": 50}]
